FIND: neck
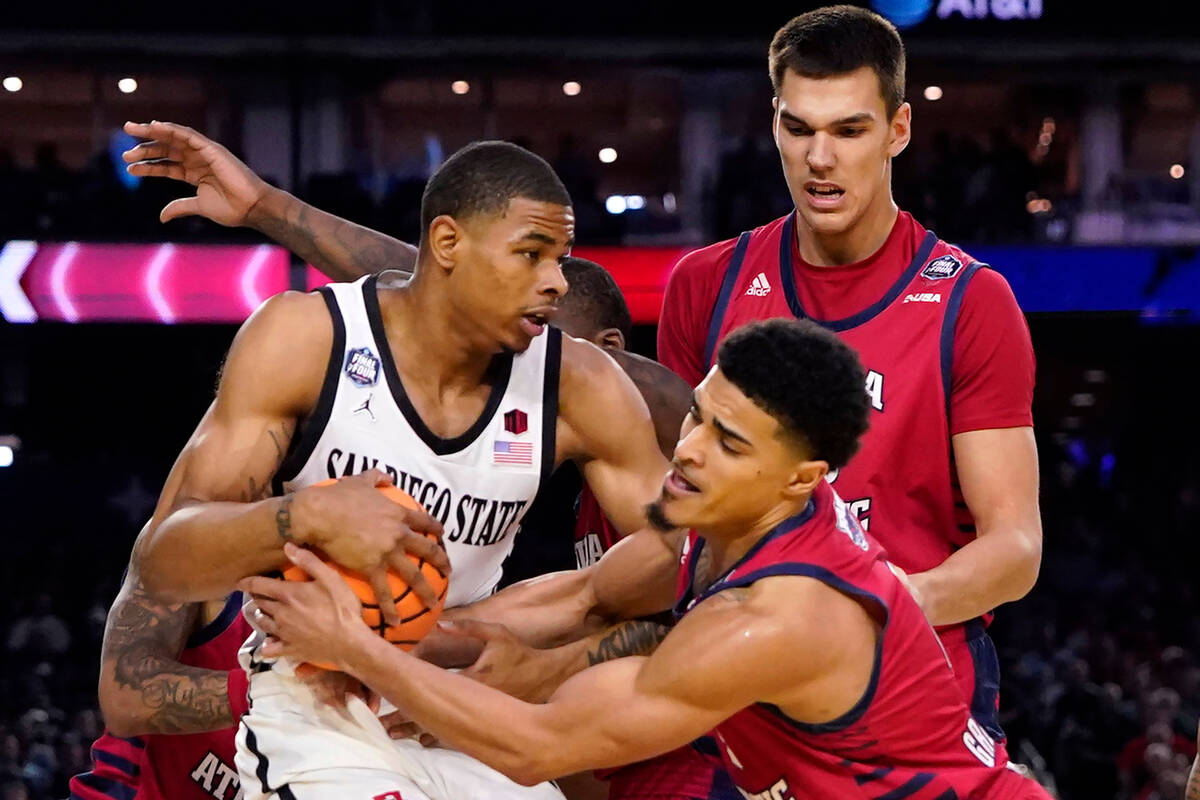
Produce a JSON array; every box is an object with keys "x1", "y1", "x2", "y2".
[
  {"x1": 797, "y1": 179, "x2": 899, "y2": 267},
  {"x1": 698, "y1": 496, "x2": 810, "y2": 575},
  {"x1": 386, "y1": 275, "x2": 500, "y2": 392}
]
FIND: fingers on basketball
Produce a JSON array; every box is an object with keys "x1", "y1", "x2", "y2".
[{"x1": 281, "y1": 482, "x2": 449, "y2": 669}]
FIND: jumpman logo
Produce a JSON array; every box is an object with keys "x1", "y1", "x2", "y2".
[{"x1": 354, "y1": 393, "x2": 376, "y2": 422}]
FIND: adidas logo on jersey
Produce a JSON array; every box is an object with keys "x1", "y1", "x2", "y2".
[
  {"x1": 903, "y1": 292, "x2": 942, "y2": 304},
  {"x1": 745, "y1": 272, "x2": 772, "y2": 297}
]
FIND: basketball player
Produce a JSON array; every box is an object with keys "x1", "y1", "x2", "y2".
[
  {"x1": 244, "y1": 318, "x2": 1052, "y2": 800},
  {"x1": 119, "y1": 121, "x2": 746, "y2": 800},
  {"x1": 655, "y1": 6, "x2": 1041, "y2": 751},
  {"x1": 69, "y1": 546, "x2": 252, "y2": 800},
  {"x1": 128, "y1": 140, "x2": 671, "y2": 800}
]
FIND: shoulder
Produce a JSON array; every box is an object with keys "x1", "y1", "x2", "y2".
[
  {"x1": 608, "y1": 350, "x2": 693, "y2": 409},
  {"x1": 666, "y1": 236, "x2": 741, "y2": 291},
  {"x1": 220, "y1": 290, "x2": 334, "y2": 413}
]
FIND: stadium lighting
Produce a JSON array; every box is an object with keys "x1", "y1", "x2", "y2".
[
  {"x1": 605, "y1": 195, "x2": 627, "y2": 214},
  {"x1": 2, "y1": 77, "x2": 21, "y2": 92},
  {"x1": 118, "y1": 77, "x2": 138, "y2": 94},
  {"x1": 625, "y1": 195, "x2": 646, "y2": 210},
  {"x1": 923, "y1": 85, "x2": 943, "y2": 101},
  {"x1": 1170, "y1": 164, "x2": 1185, "y2": 180},
  {"x1": 663, "y1": 192, "x2": 677, "y2": 213},
  {"x1": 0, "y1": 446, "x2": 12, "y2": 468},
  {"x1": 451, "y1": 80, "x2": 470, "y2": 95},
  {"x1": 562, "y1": 81, "x2": 582, "y2": 96},
  {"x1": 598, "y1": 147, "x2": 618, "y2": 164}
]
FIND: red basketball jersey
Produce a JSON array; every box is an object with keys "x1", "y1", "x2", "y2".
[
  {"x1": 703, "y1": 212, "x2": 983, "y2": 578},
  {"x1": 573, "y1": 486, "x2": 624, "y2": 568},
  {"x1": 71, "y1": 594, "x2": 251, "y2": 800},
  {"x1": 140, "y1": 594, "x2": 252, "y2": 800},
  {"x1": 674, "y1": 481, "x2": 1046, "y2": 800}
]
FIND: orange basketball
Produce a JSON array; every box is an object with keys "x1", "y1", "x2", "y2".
[{"x1": 282, "y1": 480, "x2": 448, "y2": 670}]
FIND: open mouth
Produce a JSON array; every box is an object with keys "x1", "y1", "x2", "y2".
[
  {"x1": 519, "y1": 312, "x2": 549, "y2": 337},
  {"x1": 665, "y1": 469, "x2": 700, "y2": 495},
  {"x1": 806, "y1": 184, "x2": 845, "y2": 200}
]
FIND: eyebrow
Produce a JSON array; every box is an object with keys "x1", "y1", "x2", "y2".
[
  {"x1": 692, "y1": 395, "x2": 753, "y2": 447},
  {"x1": 517, "y1": 231, "x2": 575, "y2": 249},
  {"x1": 778, "y1": 110, "x2": 875, "y2": 127}
]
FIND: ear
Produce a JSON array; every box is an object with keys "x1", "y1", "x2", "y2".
[
  {"x1": 591, "y1": 327, "x2": 626, "y2": 351},
  {"x1": 426, "y1": 215, "x2": 464, "y2": 272},
  {"x1": 781, "y1": 459, "x2": 828, "y2": 501},
  {"x1": 888, "y1": 102, "x2": 912, "y2": 159},
  {"x1": 771, "y1": 96, "x2": 782, "y2": 145}
]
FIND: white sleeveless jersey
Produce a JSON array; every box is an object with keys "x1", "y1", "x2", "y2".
[{"x1": 273, "y1": 274, "x2": 561, "y2": 608}]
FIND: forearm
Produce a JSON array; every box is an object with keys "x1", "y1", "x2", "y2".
[
  {"x1": 103, "y1": 660, "x2": 239, "y2": 736},
  {"x1": 345, "y1": 632, "x2": 562, "y2": 784},
  {"x1": 248, "y1": 188, "x2": 416, "y2": 282},
  {"x1": 449, "y1": 568, "x2": 602, "y2": 647},
  {"x1": 137, "y1": 496, "x2": 293, "y2": 602},
  {"x1": 1187, "y1": 755, "x2": 1200, "y2": 800},
  {"x1": 910, "y1": 525, "x2": 1041, "y2": 625}
]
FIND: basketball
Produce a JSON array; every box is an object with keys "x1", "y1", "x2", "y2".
[{"x1": 281, "y1": 480, "x2": 448, "y2": 670}]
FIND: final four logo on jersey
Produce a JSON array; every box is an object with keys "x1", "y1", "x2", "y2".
[
  {"x1": 344, "y1": 347, "x2": 381, "y2": 387},
  {"x1": 921, "y1": 254, "x2": 963, "y2": 281}
]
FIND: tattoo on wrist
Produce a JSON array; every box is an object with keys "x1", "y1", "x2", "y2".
[
  {"x1": 276, "y1": 494, "x2": 294, "y2": 542},
  {"x1": 586, "y1": 621, "x2": 671, "y2": 666}
]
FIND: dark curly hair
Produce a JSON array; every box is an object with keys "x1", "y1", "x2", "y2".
[
  {"x1": 769, "y1": 5, "x2": 906, "y2": 119},
  {"x1": 420, "y1": 140, "x2": 571, "y2": 234},
  {"x1": 717, "y1": 318, "x2": 870, "y2": 469}
]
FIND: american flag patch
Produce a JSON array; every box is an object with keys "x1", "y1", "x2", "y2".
[{"x1": 493, "y1": 440, "x2": 534, "y2": 466}]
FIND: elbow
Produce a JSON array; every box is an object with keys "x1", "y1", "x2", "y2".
[
  {"x1": 505, "y1": 758, "x2": 558, "y2": 788},
  {"x1": 1007, "y1": 528, "x2": 1043, "y2": 603},
  {"x1": 98, "y1": 689, "x2": 151, "y2": 738}
]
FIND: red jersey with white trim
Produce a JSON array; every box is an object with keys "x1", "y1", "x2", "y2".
[
  {"x1": 694, "y1": 212, "x2": 988, "y2": 575},
  {"x1": 70, "y1": 594, "x2": 252, "y2": 800},
  {"x1": 674, "y1": 481, "x2": 1048, "y2": 800}
]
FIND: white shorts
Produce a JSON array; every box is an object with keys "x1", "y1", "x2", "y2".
[{"x1": 235, "y1": 670, "x2": 564, "y2": 800}]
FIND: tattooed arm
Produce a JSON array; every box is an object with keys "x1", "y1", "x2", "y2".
[
  {"x1": 123, "y1": 121, "x2": 416, "y2": 282},
  {"x1": 98, "y1": 567, "x2": 238, "y2": 736},
  {"x1": 133, "y1": 291, "x2": 447, "y2": 610}
]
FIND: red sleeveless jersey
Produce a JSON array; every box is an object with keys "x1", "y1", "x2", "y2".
[
  {"x1": 702, "y1": 212, "x2": 983, "y2": 578},
  {"x1": 573, "y1": 486, "x2": 623, "y2": 568},
  {"x1": 674, "y1": 481, "x2": 1047, "y2": 800},
  {"x1": 70, "y1": 594, "x2": 252, "y2": 800}
]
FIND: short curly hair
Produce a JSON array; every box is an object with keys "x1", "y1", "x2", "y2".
[{"x1": 717, "y1": 319, "x2": 870, "y2": 469}]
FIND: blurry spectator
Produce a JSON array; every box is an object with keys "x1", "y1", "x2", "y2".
[
  {"x1": 6, "y1": 596, "x2": 69, "y2": 659},
  {"x1": 0, "y1": 780, "x2": 29, "y2": 800}
]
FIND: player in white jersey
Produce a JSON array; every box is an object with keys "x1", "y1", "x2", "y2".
[{"x1": 127, "y1": 139, "x2": 670, "y2": 800}]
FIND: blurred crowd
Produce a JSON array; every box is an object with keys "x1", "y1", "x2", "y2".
[{"x1": 0, "y1": 125, "x2": 1051, "y2": 249}]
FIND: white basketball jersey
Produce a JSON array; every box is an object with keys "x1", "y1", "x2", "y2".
[{"x1": 273, "y1": 275, "x2": 561, "y2": 609}]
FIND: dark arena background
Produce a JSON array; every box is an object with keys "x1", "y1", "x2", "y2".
[{"x1": 2, "y1": 2, "x2": 1200, "y2": 798}]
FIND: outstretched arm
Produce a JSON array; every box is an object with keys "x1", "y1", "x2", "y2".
[
  {"x1": 245, "y1": 548, "x2": 822, "y2": 786},
  {"x1": 123, "y1": 121, "x2": 416, "y2": 281}
]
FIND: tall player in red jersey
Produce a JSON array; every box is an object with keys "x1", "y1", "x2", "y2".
[
  {"x1": 242, "y1": 319, "x2": 1052, "y2": 800},
  {"x1": 656, "y1": 5, "x2": 1041, "y2": 746},
  {"x1": 69, "y1": 548, "x2": 252, "y2": 800}
]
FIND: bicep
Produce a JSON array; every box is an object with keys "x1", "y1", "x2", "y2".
[
  {"x1": 151, "y1": 293, "x2": 323, "y2": 521},
  {"x1": 100, "y1": 564, "x2": 199, "y2": 691},
  {"x1": 562, "y1": 342, "x2": 670, "y2": 535},
  {"x1": 533, "y1": 656, "x2": 730, "y2": 775},
  {"x1": 952, "y1": 427, "x2": 1041, "y2": 538}
]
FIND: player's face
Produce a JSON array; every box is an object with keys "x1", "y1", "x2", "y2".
[
  {"x1": 652, "y1": 367, "x2": 821, "y2": 536},
  {"x1": 772, "y1": 67, "x2": 911, "y2": 244},
  {"x1": 454, "y1": 198, "x2": 574, "y2": 352}
]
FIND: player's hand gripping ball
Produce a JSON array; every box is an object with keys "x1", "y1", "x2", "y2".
[{"x1": 282, "y1": 481, "x2": 448, "y2": 670}]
